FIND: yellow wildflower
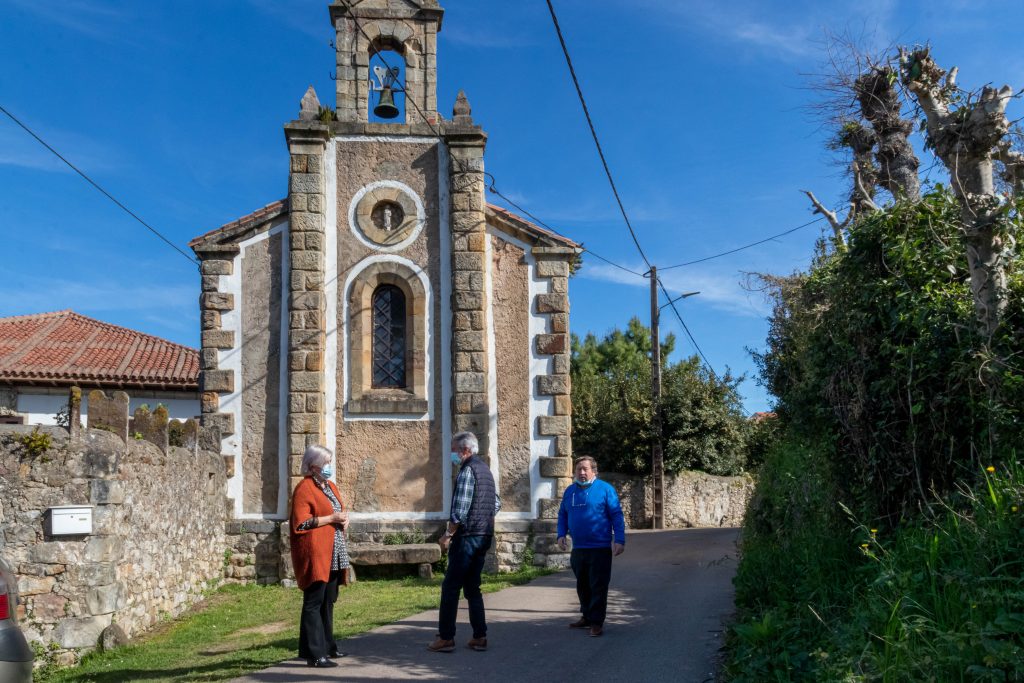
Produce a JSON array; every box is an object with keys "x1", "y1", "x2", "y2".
[
  {"x1": 870, "y1": 528, "x2": 878, "y2": 534},
  {"x1": 986, "y1": 466, "x2": 995, "y2": 473}
]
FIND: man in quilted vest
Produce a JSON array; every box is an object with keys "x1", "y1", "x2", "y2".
[{"x1": 428, "y1": 431, "x2": 502, "y2": 653}]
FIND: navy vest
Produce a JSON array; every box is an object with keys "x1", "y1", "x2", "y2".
[{"x1": 460, "y1": 456, "x2": 496, "y2": 536}]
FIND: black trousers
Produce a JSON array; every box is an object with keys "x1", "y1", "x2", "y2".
[
  {"x1": 570, "y1": 547, "x2": 613, "y2": 626},
  {"x1": 298, "y1": 569, "x2": 341, "y2": 660}
]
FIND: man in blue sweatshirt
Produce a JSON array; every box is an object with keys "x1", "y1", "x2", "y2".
[{"x1": 556, "y1": 456, "x2": 626, "y2": 637}]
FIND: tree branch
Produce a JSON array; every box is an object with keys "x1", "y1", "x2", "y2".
[{"x1": 803, "y1": 190, "x2": 849, "y2": 247}]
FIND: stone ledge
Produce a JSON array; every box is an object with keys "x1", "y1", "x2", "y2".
[
  {"x1": 347, "y1": 543, "x2": 440, "y2": 566},
  {"x1": 347, "y1": 397, "x2": 428, "y2": 415}
]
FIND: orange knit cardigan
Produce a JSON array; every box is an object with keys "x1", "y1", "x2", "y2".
[{"x1": 289, "y1": 476, "x2": 350, "y2": 590}]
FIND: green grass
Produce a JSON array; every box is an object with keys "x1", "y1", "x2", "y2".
[
  {"x1": 38, "y1": 566, "x2": 553, "y2": 683},
  {"x1": 725, "y1": 439, "x2": 1024, "y2": 681}
]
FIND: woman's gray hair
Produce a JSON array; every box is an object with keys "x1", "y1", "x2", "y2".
[
  {"x1": 452, "y1": 431, "x2": 479, "y2": 455},
  {"x1": 301, "y1": 444, "x2": 333, "y2": 475}
]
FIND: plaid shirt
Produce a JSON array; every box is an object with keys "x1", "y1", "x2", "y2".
[{"x1": 450, "y1": 463, "x2": 502, "y2": 526}]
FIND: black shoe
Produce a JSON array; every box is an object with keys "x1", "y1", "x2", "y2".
[{"x1": 307, "y1": 656, "x2": 339, "y2": 668}]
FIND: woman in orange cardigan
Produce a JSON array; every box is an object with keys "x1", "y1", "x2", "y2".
[{"x1": 290, "y1": 445, "x2": 351, "y2": 668}]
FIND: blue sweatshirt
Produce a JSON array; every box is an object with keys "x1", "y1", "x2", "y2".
[{"x1": 557, "y1": 478, "x2": 626, "y2": 548}]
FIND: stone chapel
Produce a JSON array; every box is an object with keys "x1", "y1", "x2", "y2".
[{"x1": 189, "y1": 0, "x2": 579, "y2": 567}]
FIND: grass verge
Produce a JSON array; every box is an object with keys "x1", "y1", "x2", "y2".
[
  {"x1": 38, "y1": 566, "x2": 554, "y2": 683},
  {"x1": 725, "y1": 439, "x2": 1024, "y2": 681}
]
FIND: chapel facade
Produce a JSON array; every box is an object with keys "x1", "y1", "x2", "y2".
[{"x1": 189, "y1": 1, "x2": 579, "y2": 553}]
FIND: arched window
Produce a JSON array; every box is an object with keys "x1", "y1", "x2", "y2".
[{"x1": 372, "y1": 284, "x2": 406, "y2": 388}]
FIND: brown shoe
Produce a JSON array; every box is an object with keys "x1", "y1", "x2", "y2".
[
  {"x1": 467, "y1": 637, "x2": 487, "y2": 651},
  {"x1": 568, "y1": 617, "x2": 591, "y2": 629},
  {"x1": 427, "y1": 636, "x2": 456, "y2": 653},
  {"x1": 589, "y1": 625, "x2": 603, "y2": 637}
]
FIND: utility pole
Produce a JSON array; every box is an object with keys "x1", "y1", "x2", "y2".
[{"x1": 649, "y1": 266, "x2": 664, "y2": 530}]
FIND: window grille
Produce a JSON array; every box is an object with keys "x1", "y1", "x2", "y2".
[{"x1": 372, "y1": 285, "x2": 406, "y2": 387}]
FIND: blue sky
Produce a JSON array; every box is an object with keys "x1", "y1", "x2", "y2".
[{"x1": 2, "y1": 0, "x2": 1022, "y2": 412}]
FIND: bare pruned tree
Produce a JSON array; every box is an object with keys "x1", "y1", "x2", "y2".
[
  {"x1": 803, "y1": 33, "x2": 918, "y2": 247},
  {"x1": 899, "y1": 46, "x2": 1019, "y2": 334}
]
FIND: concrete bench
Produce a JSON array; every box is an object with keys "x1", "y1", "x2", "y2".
[{"x1": 347, "y1": 543, "x2": 441, "y2": 580}]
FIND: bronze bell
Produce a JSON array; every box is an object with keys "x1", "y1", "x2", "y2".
[{"x1": 373, "y1": 86, "x2": 400, "y2": 119}]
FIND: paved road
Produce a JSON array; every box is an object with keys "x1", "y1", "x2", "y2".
[{"x1": 234, "y1": 528, "x2": 740, "y2": 683}]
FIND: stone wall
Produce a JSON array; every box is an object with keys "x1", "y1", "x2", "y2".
[
  {"x1": 603, "y1": 471, "x2": 754, "y2": 529},
  {"x1": 0, "y1": 415, "x2": 227, "y2": 663}
]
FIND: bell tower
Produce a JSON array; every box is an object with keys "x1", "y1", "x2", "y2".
[{"x1": 329, "y1": 0, "x2": 443, "y2": 125}]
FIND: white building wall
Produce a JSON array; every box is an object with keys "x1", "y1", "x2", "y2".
[{"x1": 16, "y1": 390, "x2": 200, "y2": 426}]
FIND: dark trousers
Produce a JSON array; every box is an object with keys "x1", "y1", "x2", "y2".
[
  {"x1": 298, "y1": 569, "x2": 341, "y2": 660},
  {"x1": 570, "y1": 547, "x2": 613, "y2": 626},
  {"x1": 438, "y1": 534, "x2": 492, "y2": 640}
]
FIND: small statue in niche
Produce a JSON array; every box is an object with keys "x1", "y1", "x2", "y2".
[{"x1": 371, "y1": 200, "x2": 404, "y2": 233}]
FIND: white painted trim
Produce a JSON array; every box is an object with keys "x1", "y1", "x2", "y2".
[
  {"x1": 219, "y1": 218, "x2": 290, "y2": 521},
  {"x1": 324, "y1": 139, "x2": 339, "y2": 483},
  {"x1": 482, "y1": 227, "x2": 502, "y2": 495},
  {"x1": 438, "y1": 142, "x2": 454, "y2": 516},
  {"x1": 334, "y1": 135, "x2": 440, "y2": 144},
  {"x1": 485, "y1": 226, "x2": 556, "y2": 515},
  {"x1": 340, "y1": 254, "x2": 433, "y2": 421},
  {"x1": 347, "y1": 180, "x2": 425, "y2": 253}
]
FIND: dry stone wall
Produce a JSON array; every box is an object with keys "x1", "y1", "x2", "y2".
[
  {"x1": 0, "y1": 412, "x2": 227, "y2": 663},
  {"x1": 602, "y1": 471, "x2": 754, "y2": 529}
]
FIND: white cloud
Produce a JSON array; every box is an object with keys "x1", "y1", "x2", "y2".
[
  {"x1": 0, "y1": 122, "x2": 119, "y2": 174},
  {"x1": 7, "y1": 0, "x2": 138, "y2": 41},
  {"x1": 0, "y1": 277, "x2": 196, "y2": 322},
  {"x1": 578, "y1": 260, "x2": 768, "y2": 318}
]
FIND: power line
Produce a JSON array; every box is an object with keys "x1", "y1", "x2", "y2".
[
  {"x1": 658, "y1": 216, "x2": 826, "y2": 271},
  {"x1": 485, "y1": 177, "x2": 645, "y2": 278},
  {"x1": 0, "y1": 103, "x2": 199, "y2": 268},
  {"x1": 544, "y1": 1, "x2": 726, "y2": 381},
  {"x1": 545, "y1": 0, "x2": 652, "y2": 270},
  {"x1": 339, "y1": 1, "x2": 645, "y2": 281}
]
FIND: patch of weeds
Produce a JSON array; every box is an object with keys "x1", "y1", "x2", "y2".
[
  {"x1": 382, "y1": 530, "x2": 426, "y2": 545},
  {"x1": 18, "y1": 427, "x2": 52, "y2": 459}
]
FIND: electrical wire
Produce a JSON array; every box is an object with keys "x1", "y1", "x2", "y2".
[
  {"x1": 485, "y1": 177, "x2": 644, "y2": 278},
  {"x1": 545, "y1": 0, "x2": 652, "y2": 270},
  {"x1": 658, "y1": 216, "x2": 826, "y2": 271},
  {"x1": 338, "y1": 1, "x2": 645, "y2": 280},
  {"x1": 0, "y1": 103, "x2": 200, "y2": 267}
]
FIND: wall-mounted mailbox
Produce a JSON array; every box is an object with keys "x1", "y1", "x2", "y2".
[{"x1": 47, "y1": 505, "x2": 93, "y2": 536}]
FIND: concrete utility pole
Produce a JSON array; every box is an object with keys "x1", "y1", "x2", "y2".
[
  {"x1": 649, "y1": 267, "x2": 665, "y2": 530},
  {"x1": 648, "y1": 269, "x2": 700, "y2": 531}
]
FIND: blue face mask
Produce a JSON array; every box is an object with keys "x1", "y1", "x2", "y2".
[
  {"x1": 450, "y1": 451, "x2": 463, "y2": 466},
  {"x1": 576, "y1": 477, "x2": 592, "y2": 487},
  {"x1": 319, "y1": 464, "x2": 333, "y2": 480}
]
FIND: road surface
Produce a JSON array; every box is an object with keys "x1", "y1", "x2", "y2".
[{"x1": 234, "y1": 528, "x2": 740, "y2": 683}]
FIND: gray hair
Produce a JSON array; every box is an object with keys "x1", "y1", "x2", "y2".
[
  {"x1": 301, "y1": 444, "x2": 333, "y2": 475},
  {"x1": 451, "y1": 431, "x2": 479, "y2": 455}
]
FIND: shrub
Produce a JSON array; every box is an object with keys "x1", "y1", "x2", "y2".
[{"x1": 753, "y1": 190, "x2": 1024, "y2": 515}]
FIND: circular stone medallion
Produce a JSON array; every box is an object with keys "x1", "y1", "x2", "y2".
[{"x1": 351, "y1": 182, "x2": 423, "y2": 249}]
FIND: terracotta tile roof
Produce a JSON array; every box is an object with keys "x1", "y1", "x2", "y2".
[
  {"x1": 485, "y1": 203, "x2": 581, "y2": 248},
  {"x1": 189, "y1": 199, "x2": 289, "y2": 250},
  {"x1": 0, "y1": 311, "x2": 199, "y2": 390}
]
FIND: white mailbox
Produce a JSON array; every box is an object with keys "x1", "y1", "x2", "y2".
[{"x1": 47, "y1": 505, "x2": 93, "y2": 536}]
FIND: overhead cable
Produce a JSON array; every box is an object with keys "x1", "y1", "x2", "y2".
[{"x1": 0, "y1": 104, "x2": 199, "y2": 267}]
